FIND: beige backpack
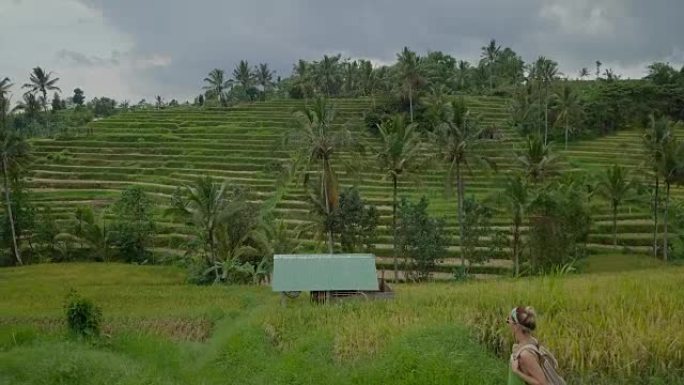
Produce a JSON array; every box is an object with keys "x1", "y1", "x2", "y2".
[{"x1": 514, "y1": 342, "x2": 567, "y2": 385}]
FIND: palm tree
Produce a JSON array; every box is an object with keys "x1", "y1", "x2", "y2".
[
  {"x1": 233, "y1": 60, "x2": 254, "y2": 90},
  {"x1": 203, "y1": 69, "x2": 231, "y2": 103},
  {"x1": 642, "y1": 117, "x2": 672, "y2": 258},
  {"x1": 453, "y1": 61, "x2": 471, "y2": 90},
  {"x1": 315, "y1": 55, "x2": 342, "y2": 97},
  {"x1": 657, "y1": 129, "x2": 684, "y2": 261},
  {"x1": 22, "y1": 67, "x2": 60, "y2": 119},
  {"x1": 374, "y1": 114, "x2": 422, "y2": 281},
  {"x1": 287, "y1": 98, "x2": 349, "y2": 253},
  {"x1": 0, "y1": 129, "x2": 30, "y2": 265},
  {"x1": 0, "y1": 77, "x2": 12, "y2": 130},
  {"x1": 500, "y1": 174, "x2": 531, "y2": 276},
  {"x1": 552, "y1": 83, "x2": 582, "y2": 149},
  {"x1": 431, "y1": 99, "x2": 493, "y2": 267},
  {"x1": 12, "y1": 93, "x2": 42, "y2": 131},
  {"x1": 579, "y1": 67, "x2": 590, "y2": 80},
  {"x1": 155, "y1": 95, "x2": 164, "y2": 109},
  {"x1": 292, "y1": 60, "x2": 312, "y2": 98},
  {"x1": 169, "y1": 176, "x2": 232, "y2": 279},
  {"x1": 255, "y1": 63, "x2": 274, "y2": 93},
  {"x1": 516, "y1": 135, "x2": 558, "y2": 184},
  {"x1": 530, "y1": 57, "x2": 559, "y2": 145},
  {"x1": 597, "y1": 164, "x2": 638, "y2": 247},
  {"x1": 595, "y1": 60, "x2": 602, "y2": 79},
  {"x1": 396, "y1": 47, "x2": 423, "y2": 123},
  {"x1": 480, "y1": 39, "x2": 501, "y2": 90}
]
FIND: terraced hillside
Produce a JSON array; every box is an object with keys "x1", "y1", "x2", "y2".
[{"x1": 27, "y1": 97, "x2": 675, "y2": 277}]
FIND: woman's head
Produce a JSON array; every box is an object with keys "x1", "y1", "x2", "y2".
[{"x1": 507, "y1": 306, "x2": 536, "y2": 334}]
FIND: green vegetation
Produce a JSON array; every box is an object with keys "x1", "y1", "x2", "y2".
[{"x1": 1, "y1": 263, "x2": 683, "y2": 384}]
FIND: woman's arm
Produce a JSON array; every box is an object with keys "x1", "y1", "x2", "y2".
[{"x1": 512, "y1": 350, "x2": 547, "y2": 385}]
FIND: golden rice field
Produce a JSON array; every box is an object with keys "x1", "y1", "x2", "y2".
[{"x1": 1, "y1": 263, "x2": 683, "y2": 384}]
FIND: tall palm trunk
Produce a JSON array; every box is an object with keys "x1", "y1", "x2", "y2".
[
  {"x1": 653, "y1": 175, "x2": 660, "y2": 258},
  {"x1": 564, "y1": 119, "x2": 569, "y2": 150},
  {"x1": 612, "y1": 201, "x2": 618, "y2": 247},
  {"x1": 543, "y1": 88, "x2": 549, "y2": 145},
  {"x1": 322, "y1": 159, "x2": 334, "y2": 254},
  {"x1": 456, "y1": 160, "x2": 465, "y2": 267},
  {"x1": 2, "y1": 155, "x2": 21, "y2": 265},
  {"x1": 408, "y1": 84, "x2": 414, "y2": 123},
  {"x1": 392, "y1": 175, "x2": 398, "y2": 282},
  {"x1": 512, "y1": 214, "x2": 520, "y2": 276},
  {"x1": 663, "y1": 182, "x2": 670, "y2": 261}
]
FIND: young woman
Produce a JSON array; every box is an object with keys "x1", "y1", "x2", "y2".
[{"x1": 507, "y1": 306, "x2": 548, "y2": 385}]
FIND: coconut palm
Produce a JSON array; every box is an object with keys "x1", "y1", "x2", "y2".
[
  {"x1": 656, "y1": 128, "x2": 684, "y2": 261},
  {"x1": 552, "y1": 83, "x2": 582, "y2": 149},
  {"x1": 287, "y1": 97, "x2": 350, "y2": 253},
  {"x1": 500, "y1": 174, "x2": 531, "y2": 276},
  {"x1": 597, "y1": 164, "x2": 639, "y2": 247},
  {"x1": 516, "y1": 135, "x2": 558, "y2": 184},
  {"x1": 315, "y1": 55, "x2": 342, "y2": 97},
  {"x1": 642, "y1": 116, "x2": 672, "y2": 258},
  {"x1": 0, "y1": 129, "x2": 30, "y2": 265},
  {"x1": 233, "y1": 60, "x2": 254, "y2": 90},
  {"x1": 374, "y1": 114, "x2": 422, "y2": 281},
  {"x1": 480, "y1": 39, "x2": 501, "y2": 89},
  {"x1": 292, "y1": 60, "x2": 313, "y2": 98},
  {"x1": 0, "y1": 77, "x2": 12, "y2": 130},
  {"x1": 202, "y1": 68, "x2": 231, "y2": 103},
  {"x1": 453, "y1": 60, "x2": 472, "y2": 91},
  {"x1": 396, "y1": 47, "x2": 423, "y2": 123},
  {"x1": 22, "y1": 67, "x2": 60, "y2": 117},
  {"x1": 530, "y1": 57, "x2": 559, "y2": 145},
  {"x1": 579, "y1": 67, "x2": 590, "y2": 80},
  {"x1": 169, "y1": 176, "x2": 233, "y2": 279},
  {"x1": 431, "y1": 99, "x2": 493, "y2": 267},
  {"x1": 255, "y1": 63, "x2": 274, "y2": 93}
]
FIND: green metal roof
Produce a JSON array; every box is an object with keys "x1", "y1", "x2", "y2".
[{"x1": 271, "y1": 254, "x2": 379, "y2": 292}]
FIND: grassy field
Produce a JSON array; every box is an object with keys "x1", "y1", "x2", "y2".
[
  {"x1": 26, "y1": 97, "x2": 684, "y2": 277},
  {"x1": 1, "y1": 263, "x2": 683, "y2": 385}
]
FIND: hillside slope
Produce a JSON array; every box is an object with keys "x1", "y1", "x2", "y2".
[{"x1": 27, "y1": 97, "x2": 676, "y2": 274}]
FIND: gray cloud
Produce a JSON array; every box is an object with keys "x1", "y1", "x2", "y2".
[{"x1": 6, "y1": 0, "x2": 684, "y2": 102}]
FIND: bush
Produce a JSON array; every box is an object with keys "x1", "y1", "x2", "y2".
[
  {"x1": 329, "y1": 188, "x2": 379, "y2": 253},
  {"x1": 64, "y1": 291, "x2": 102, "y2": 338},
  {"x1": 397, "y1": 197, "x2": 448, "y2": 281}
]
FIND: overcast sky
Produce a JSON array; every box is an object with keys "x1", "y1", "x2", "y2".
[{"x1": 2, "y1": 0, "x2": 683, "y2": 103}]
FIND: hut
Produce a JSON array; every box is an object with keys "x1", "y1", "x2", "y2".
[{"x1": 271, "y1": 253, "x2": 393, "y2": 303}]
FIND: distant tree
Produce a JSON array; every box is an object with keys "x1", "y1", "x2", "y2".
[
  {"x1": 530, "y1": 56, "x2": 559, "y2": 145},
  {"x1": 579, "y1": 67, "x2": 590, "y2": 80},
  {"x1": 0, "y1": 77, "x2": 12, "y2": 130},
  {"x1": 168, "y1": 99, "x2": 179, "y2": 107},
  {"x1": 197, "y1": 94, "x2": 205, "y2": 106},
  {"x1": 12, "y1": 93, "x2": 42, "y2": 127},
  {"x1": 373, "y1": 114, "x2": 422, "y2": 281},
  {"x1": 431, "y1": 99, "x2": 494, "y2": 267},
  {"x1": 551, "y1": 83, "x2": 582, "y2": 149},
  {"x1": 155, "y1": 95, "x2": 164, "y2": 109},
  {"x1": 329, "y1": 188, "x2": 379, "y2": 252},
  {"x1": 453, "y1": 60, "x2": 472, "y2": 91},
  {"x1": 397, "y1": 197, "x2": 448, "y2": 281},
  {"x1": 110, "y1": 186, "x2": 155, "y2": 263},
  {"x1": 255, "y1": 63, "x2": 274, "y2": 94},
  {"x1": 642, "y1": 116, "x2": 672, "y2": 258},
  {"x1": 597, "y1": 164, "x2": 639, "y2": 247},
  {"x1": 315, "y1": 55, "x2": 342, "y2": 97},
  {"x1": 233, "y1": 60, "x2": 255, "y2": 90},
  {"x1": 646, "y1": 62, "x2": 678, "y2": 85},
  {"x1": 22, "y1": 67, "x2": 61, "y2": 119},
  {"x1": 51, "y1": 92, "x2": 64, "y2": 111},
  {"x1": 88, "y1": 97, "x2": 117, "y2": 117},
  {"x1": 595, "y1": 60, "x2": 602, "y2": 79},
  {"x1": 286, "y1": 98, "x2": 351, "y2": 253},
  {"x1": 480, "y1": 39, "x2": 501, "y2": 89},
  {"x1": 0, "y1": 129, "x2": 30, "y2": 265},
  {"x1": 499, "y1": 174, "x2": 532, "y2": 276},
  {"x1": 72, "y1": 88, "x2": 85, "y2": 107},
  {"x1": 656, "y1": 126, "x2": 684, "y2": 261},
  {"x1": 202, "y1": 69, "x2": 231, "y2": 103},
  {"x1": 396, "y1": 47, "x2": 424, "y2": 122}
]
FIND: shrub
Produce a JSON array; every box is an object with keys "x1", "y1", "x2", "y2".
[
  {"x1": 397, "y1": 197, "x2": 448, "y2": 281},
  {"x1": 329, "y1": 188, "x2": 379, "y2": 253},
  {"x1": 64, "y1": 291, "x2": 102, "y2": 338}
]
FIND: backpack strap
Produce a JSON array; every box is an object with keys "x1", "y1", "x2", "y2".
[{"x1": 514, "y1": 343, "x2": 541, "y2": 360}]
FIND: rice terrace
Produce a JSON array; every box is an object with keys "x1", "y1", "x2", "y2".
[{"x1": 2, "y1": 1, "x2": 684, "y2": 384}]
